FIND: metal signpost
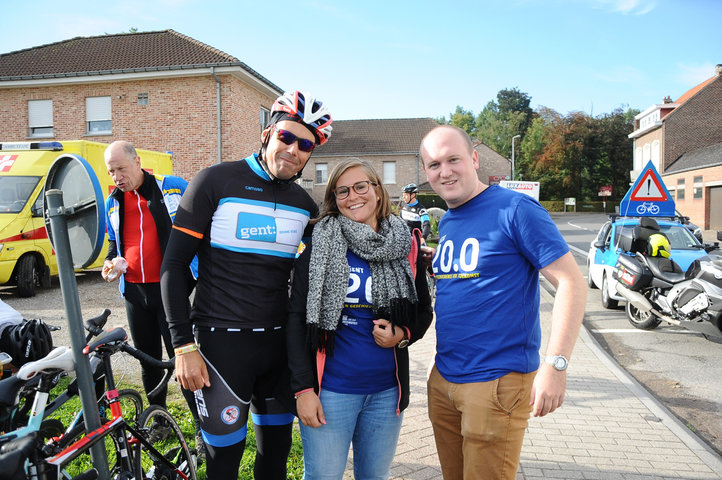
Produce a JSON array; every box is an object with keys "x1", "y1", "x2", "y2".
[
  {"x1": 44, "y1": 154, "x2": 110, "y2": 480},
  {"x1": 598, "y1": 185, "x2": 612, "y2": 213}
]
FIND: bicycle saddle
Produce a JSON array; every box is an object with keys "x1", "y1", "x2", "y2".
[
  {"x1": 16, "y1": 347, "x2": 74, "y2": 381},
  {"x1": 83, "y1": 327, "x2": 128, "y2": 354}
]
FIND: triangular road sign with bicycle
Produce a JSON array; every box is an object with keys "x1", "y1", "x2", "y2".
[{"x1": 619, "y1": 160, "x2": 675, "y2": 217}]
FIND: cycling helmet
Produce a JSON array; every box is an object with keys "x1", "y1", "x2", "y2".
[
  {"x1": 647, "y1": 233, "x2": 671, "y2": 258},
  {"x1": 3, "y1": 319, "x2": 53, "y2": 367},
  {"x1": 402, "y1": 183, "x2": 419, "y2": 194},
  {"x1": 270, "y1": 90, "x2": 333, "y2": 145}
]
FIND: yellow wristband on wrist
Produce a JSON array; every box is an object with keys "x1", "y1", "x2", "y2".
[{"x1": 174, "y1": 344, "x2": 199, "y2": 356}]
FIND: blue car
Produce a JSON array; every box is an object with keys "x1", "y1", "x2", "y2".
[{"x1": 586, "y1": 217, "x2": 710, "y2": 309}]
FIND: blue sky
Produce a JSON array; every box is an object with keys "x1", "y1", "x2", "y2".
[{"x1": 1, "y1": 0, "x2": 719, "y2": 120}]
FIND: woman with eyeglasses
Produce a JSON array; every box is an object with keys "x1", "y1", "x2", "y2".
[{"x1": 286, "y1": 158, "x2": 433, "y2": 479}]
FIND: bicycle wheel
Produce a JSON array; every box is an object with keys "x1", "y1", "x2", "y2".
[
  {"x1": 135, "y1": 405, "x2": 197, "y2": 480},
  {"x1": 425, "y1": 270, "x2": 436, "y2": 299}
]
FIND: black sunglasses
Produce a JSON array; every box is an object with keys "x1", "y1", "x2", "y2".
[{"x1": 274, "y1": 126, "x2": 315, "y2": 152}]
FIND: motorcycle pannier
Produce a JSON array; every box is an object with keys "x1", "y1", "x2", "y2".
[{"x1": 614, "y1": 253, "x2": 652, "y2": 291}]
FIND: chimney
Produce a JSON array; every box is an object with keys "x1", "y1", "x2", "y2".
[
  {"x1": 663, "y1": 96, "x2": 673, "y2": 104},
  {"x1": 716, "y1": 64, "x2": 722, "y2": 76}
]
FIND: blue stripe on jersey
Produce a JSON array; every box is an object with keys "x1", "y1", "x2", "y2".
[
  {"x1": 218, "y1": 197, "x2": 311, "y2": 217},
  {"x1": 200, "y1": 424, "x2": 248, "y2": 447},
  {"x1": 209, "y1": 242, "x2": 297, "y2": 258},
  {"x1": 246, "y1": 155, "x2": 271, "y2": 181},
  {"x1": 251, "y1": 412, "x2": 295, "y2": 426}
]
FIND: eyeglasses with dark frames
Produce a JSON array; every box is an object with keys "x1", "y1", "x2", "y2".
[
  {"x1": 273, "y1": 126, "x2": 316, "y2": 152},
  {"x1": 333, "y1": 180, "x2": 378, "y2": 199}
]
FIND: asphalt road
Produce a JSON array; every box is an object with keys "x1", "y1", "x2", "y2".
[{"x1": 551, "y1": 212, "x2": 722, "y2": 456}]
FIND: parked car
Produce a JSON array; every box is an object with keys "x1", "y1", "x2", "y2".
[{"x1": 587, "y1": 217, "x2": 713, "y2": 309}]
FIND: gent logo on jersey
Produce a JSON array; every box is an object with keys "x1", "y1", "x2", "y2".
[{"x1": 237, "y1": 212, "x2": 277, "y2": 242}]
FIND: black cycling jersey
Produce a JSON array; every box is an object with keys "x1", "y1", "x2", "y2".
[
  {"x1": 161, "y1": 154, "x2": 319, "y2": 347},
  {"x1": 401, "y1": 201, "x2": 431, "y2": 240}
]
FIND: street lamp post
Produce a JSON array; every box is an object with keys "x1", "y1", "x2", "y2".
[{"x1": 511, "y1": 134, "x2": 521, "y2": 181}]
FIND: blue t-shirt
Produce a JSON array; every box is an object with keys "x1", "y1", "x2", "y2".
[
  {"x1": 322, "y1": 251, "x2": 397, "y2": 394},
  {"x1": 432, "y1": 185, "x2": 569, "y2": 383}
]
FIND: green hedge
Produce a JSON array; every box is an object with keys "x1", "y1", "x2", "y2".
[
  {"x1": 417, "y1": 193, "x2": 445, "y2": 209},
  {"x1": 540, "y1": 200, "x2": 619, "y2": 213},
  {"x1": 420, "y1": 193, "x2": 618, "y2": 213}
]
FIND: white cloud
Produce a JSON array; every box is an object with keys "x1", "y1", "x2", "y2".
[
  {"x1": 677, "y1": 62, "x2": 717, "y2": 85},
  {"x1": 591, "y1": 0, "x2": 656, "y2": 15}
]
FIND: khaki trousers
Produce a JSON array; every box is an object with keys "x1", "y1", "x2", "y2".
[{"x1": 427, "y1": 365, "x2": 536, "y2": 480}]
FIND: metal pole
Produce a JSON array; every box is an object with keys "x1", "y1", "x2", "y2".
[
  {"x1": 45, "y1": 189, "x2": 110, "y2": 480},
  {"x1": 511, "y1": 135, "x2": 521, "y2": 181}
]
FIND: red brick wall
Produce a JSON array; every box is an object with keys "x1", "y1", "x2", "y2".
[
  {"x1": 664, "y1": 164, "x2": 722, "y2": 229},
  {"x1": 0, "y1": 74, "x2": 275, "y2": 180},
  {"x1": 304, "y1": 154, "x2": 421, "y2": 204},
  {"x1": 664, "y1": 76, "x2": 722, "y2": 171}
]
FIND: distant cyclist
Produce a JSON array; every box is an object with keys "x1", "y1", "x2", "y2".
[{"x1": 400, "y1": 183, "x2": 431, "y2": 241}]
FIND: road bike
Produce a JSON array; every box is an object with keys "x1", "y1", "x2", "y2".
[{"x1": 0, "y1": 311, "x2": 196, "y2": 480}]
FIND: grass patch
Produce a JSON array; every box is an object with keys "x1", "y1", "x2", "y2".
[{"x1": 33, "y1": 375, "x2": 305, "y2": 479}]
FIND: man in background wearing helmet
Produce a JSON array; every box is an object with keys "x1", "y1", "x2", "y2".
[
  {"x1": 161, "y1": 91, "x2": 331, "y2": 479},
  {"x1": 400, "y1": 183, "x2": 431, "y2": 241}
]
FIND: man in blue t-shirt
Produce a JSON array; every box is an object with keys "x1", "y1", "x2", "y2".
[{"x1": 418, "y1": 125, "x2": 586, "y2": 479}]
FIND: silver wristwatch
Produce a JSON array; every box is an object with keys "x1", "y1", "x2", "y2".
[{"x1": 543, "y1": 354, "x2": 568, "y2": 371}]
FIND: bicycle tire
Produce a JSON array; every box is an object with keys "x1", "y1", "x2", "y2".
[
  {"x1": 135, "y1": 405, "x2": 197, "y2": 480},
  {"x1": 57, "y1": 389, "x2": 143, "y2": 450}
]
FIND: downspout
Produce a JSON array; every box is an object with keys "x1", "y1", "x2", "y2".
[{"x1": 211, "y1": 67, "x2": 222, "y2": 164}]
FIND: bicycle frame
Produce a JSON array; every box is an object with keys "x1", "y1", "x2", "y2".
[{"x1": 1, "y1": 309, "x2": 181, "y2": 480}]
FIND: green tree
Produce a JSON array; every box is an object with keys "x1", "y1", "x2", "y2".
[
  {"x1": 448, "y1": 106, "x2": 476, "y2": 136},
  {"x1": 475, "y1": 88, "x2": 534, "y2": 169}
]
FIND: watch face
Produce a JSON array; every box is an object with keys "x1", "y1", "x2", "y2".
[{"x1": 554, "y1": 357, "x2": 566, "y2": 369}]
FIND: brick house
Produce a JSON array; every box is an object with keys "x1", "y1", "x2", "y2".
[
  {"x1": 305, "y1": 118, "x2": 439, "y2": 204},
  {"x1": 0, "y1": 29, "x2": 282, "y2": 180},
  {"x1": 628, "y1": 64, "x2": 722, "y2": 229}
]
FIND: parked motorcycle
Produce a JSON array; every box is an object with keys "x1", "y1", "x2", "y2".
[{"x1": 612, "y1": 217, "x2": 722, "y2": 341}]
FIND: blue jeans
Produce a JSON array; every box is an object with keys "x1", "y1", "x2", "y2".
[{"x1": 299, "y1": 387, "x2": 403, "y2": 480}]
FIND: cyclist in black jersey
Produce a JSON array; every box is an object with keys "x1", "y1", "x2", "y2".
[
  {"x1": 400, "y1": 183, "x2": 431, "y2": 241},
  {"x1": 160, "y1": 90, "x2": 332, "y2": 480}
]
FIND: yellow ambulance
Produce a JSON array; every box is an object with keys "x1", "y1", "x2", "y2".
[{"x1": 0, "y1": 140, "x2": 172, "y2": 297}]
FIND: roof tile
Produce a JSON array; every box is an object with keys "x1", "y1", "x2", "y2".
[{"x1": 0, "y1": 29, "x2": 240, "y2": 78}]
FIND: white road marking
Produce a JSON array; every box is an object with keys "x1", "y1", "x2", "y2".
[{"x1": 567, "y1": 222, "x2": 591, "y2": 230}]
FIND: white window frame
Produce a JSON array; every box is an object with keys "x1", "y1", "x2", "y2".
[
  {"x1": 383, "y1": 161, "x2": 396, "y2": 184},
  {"x1": 28, "y1": 100, "x2": 54, "y2": 137},
  {"x1": 261, "y1": 107, "x2": 270, "y2": 130},
  {"x1": 316, "y1": 163, "x2": 328, "y2": 184},
  {"x1": 301, "y1": 178, "x2": 314, "y2": 190},
  {"x1": 86, "y1": 96, "x2": 112, "y2": 134},
  {"x1": 693, "y1": 176, "x2": 703, "y2": 199},
  {"x1": 137, "y1": 93, "x2": 149, "y2": 106}
]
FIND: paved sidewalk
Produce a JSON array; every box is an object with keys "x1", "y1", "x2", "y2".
[{"x1": 349, "y1": 285, "x2": 722, "y2": 479}]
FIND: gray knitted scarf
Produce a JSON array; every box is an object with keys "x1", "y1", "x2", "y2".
[{"x1": 306, "y1": 214, "x2": 418, "y2": 354}]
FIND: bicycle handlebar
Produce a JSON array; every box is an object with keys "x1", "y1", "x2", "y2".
[
  {"x1": 118, "y1": 343, "x2": 175, "y2": 399},
  {"x1": 84, "y1": 309, "x2": 111, "y2": 341}
]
